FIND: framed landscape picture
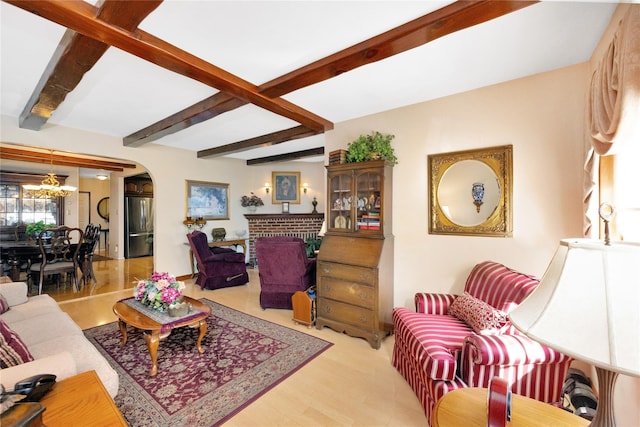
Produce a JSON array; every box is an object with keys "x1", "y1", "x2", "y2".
[
  {"x1": 185, "y1": 180, "x2": 229, "y2": 220},
  {"x1": 272, "y1": 171, "x2": 300, "y2": 204}
]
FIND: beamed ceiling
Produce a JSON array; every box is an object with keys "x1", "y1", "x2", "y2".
[{"x1": 0, "y1": 1, "x2": 619, "y2": 166}]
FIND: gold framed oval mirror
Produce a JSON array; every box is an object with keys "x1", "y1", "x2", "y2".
[{"x1": 428, "y1": 145, "x2": 512, "y2": 236}]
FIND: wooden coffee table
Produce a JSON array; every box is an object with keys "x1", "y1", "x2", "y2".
[{"x1": 112, "y1": 296, "x2": 211, "y2": 376}]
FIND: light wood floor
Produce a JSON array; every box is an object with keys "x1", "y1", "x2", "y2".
[{"x1": 43, "y1": 255, "x2": 427, "y2": 426}]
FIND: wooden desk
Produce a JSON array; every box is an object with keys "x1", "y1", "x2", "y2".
[
  {"x1": 432, "y1": 387, "x2": 589, "y2": 427},
  {"x1": 40, "y1": 370, "x2": 127, "y2": 426}
]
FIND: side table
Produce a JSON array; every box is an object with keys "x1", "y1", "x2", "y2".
[
  {"x1": 39, "y1": 370, "x2": 127, "y2": 426},
  {"x1": 432, "y1": 387, "x2": 589, "y2": 427}
]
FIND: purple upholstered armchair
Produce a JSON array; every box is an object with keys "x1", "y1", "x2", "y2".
[
  {"x1": 187, "y1": 231, "x2": 248, "y2": 290},
  {"x1": 255, "y1": 236, "x2": 316, "y2": 309}
]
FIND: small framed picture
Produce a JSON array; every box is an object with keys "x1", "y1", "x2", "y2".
[
  {"x1": 272, "y1": 171, "x2": 300, "y2": 204},
  {"x1": 282, "y1": 202, "x2": 290, "y2": 213}
]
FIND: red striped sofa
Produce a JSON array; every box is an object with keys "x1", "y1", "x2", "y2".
[{"x1": 392, "y1": 261, "x2": 572, "y2": 425}]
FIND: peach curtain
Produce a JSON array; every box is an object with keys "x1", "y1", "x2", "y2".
[{"x1": 583, "y1": 5, "x2": 640, "y2": 237}]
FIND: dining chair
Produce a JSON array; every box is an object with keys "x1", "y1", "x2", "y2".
[
  {"x1": 30, "y1": 226, "x2": 84, "y2": 295},
  {"x1": 77, "y1": 224, "x2": 101, "y2": 287}
]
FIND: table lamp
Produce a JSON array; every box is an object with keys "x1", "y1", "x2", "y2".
[{"x1": 509, "y1": 238, "x2": 640, "y2": 427}]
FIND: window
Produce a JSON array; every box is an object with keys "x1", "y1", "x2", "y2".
[
  {"x1": 0, "y1": 172, "x2": 64, "y2": 229},
  {"x1": 600, "y1": 149, "x2": 640, "y2": 242}
]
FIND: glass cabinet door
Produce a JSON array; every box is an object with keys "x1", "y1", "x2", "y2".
[
  {"x1": 328, "y1": 172, "x2": 352, "y2": 231},
  {"x1": 355, "y1": 170, "x2": 382, "y2": 233}
]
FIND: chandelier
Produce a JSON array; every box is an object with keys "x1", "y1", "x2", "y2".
[{"x1": 23, "y1": 151, "x2": 77, "y2": 198}]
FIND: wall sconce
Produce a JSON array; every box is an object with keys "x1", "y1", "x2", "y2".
[
  {"x1": 265, "y1": 183, "x2": 270, "y2": 194},
  {"x1": 183, "y1": 217, "x2": 196, "y2": 230},
  {"x1": 302, "y1": 183, "x2": 309, "y2": 194}
]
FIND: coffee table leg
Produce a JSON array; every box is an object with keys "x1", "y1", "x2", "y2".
[
  {"x1": 143, "y1": 331, "x2": 160, "y2": 377},
  {"x1": 117, "y1": 319, "x2": 128, "y2": 347},
  {"x1": 196, "y1": 319, "x2": 207, "y2": 354}
]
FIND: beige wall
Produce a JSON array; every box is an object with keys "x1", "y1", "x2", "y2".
[
  {"x1": 0, "y1": 120, "x2": 324, "y2": 276},
  {"x1": 79, "y1": 177, "x2": 110, "y2": 232},
  {"x1": 326, "y1": 63, "x2": 587, "y2": 307}
]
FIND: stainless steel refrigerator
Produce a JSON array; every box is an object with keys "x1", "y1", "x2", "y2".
[{"x1": 125, "y1": 197, "x2": 154, "y2": 258}]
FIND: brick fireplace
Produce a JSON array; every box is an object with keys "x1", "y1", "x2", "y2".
[{"x1": 245, "y1": 213, "x2": 324, "y2": 264}]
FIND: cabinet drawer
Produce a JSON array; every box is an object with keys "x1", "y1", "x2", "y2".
[
  {"x1": 318, "y1": 298, "x2": 373, "y2": 330},
  {"x1": 318, "y1": 262, "x2": 375, "y2": 284},
  {"x1": 318, "y1": 278, "x2": 376, "y2": 309}
]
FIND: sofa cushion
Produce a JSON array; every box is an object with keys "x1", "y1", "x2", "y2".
[
  {"x1": 0, "y1": 319, "x2": 34, "y2": 367},
  {"x1": 449, "y1": 292, "x2": 507, "y2": 334},
  {"x1": 0, "y1": 294, "x2": 66, "y2": 325},
  {"x1": 0, "y1": 294, "x2": 9, "y2": 314},
  {"x1": 8, "y1": 311, "x2": 82, "y2": 347}
]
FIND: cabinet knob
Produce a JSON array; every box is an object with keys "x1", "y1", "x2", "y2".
[
  {"x1": 323, "y1": 267, "x2": 331, "y2": 274},
  {"x1": 322, "y1": 306, "x2": 332, "y2": 314}
]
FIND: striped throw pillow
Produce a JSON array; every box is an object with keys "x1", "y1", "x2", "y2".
[
  {"x1": 0, "y1": 293, "x2": 9, "y2": 314},
  {"x1": 0, "y1": 319, "x2": 34, "y2": 368}
]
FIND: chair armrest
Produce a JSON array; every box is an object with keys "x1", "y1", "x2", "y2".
[
  {"x1": 463, "y1": 333, "x2": 572, "y2": 366},
  {"x1": 0, "y1": 352, "x2": 77, "y2": 392},
  {"x1": 0, "y1": 281, "x2": 28, "y2": 306},
  {"x1": 414, "y1": 293, "x2": 457, "y2": 315}
]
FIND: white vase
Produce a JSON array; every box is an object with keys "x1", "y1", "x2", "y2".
[{"x1": 247, "y1": 206, "x2": 257, "y2": 213}]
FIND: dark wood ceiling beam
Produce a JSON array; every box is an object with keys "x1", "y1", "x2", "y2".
[
  {"x1": 124, "y1": 92, "x2": 246, "y2": 147},
  {"x1": 259, "y1": 1, "x2": 537, "y2": 97},
  {"x1": 197, "y1": 126, "x2": 319, "y2": 158},
  {"x1": 125, "y1": 0, "x2": 536, "y2": 152},
  {"x1": 0, "y1": 147, "x2": 136, "y2": 171},
  {"x1": 18, "y1": 0, "x2": 163, "y2": 130},
  {"x1": 4, "y1": 0, "x2": 333, "y2": 136},
  {"x1": 246, "y1": 147, "x2": 324, "y2": 165}
]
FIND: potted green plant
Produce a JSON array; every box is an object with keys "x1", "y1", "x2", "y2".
[
  {"x1": 305, "y1": 237, "x2": 322, "y2": 258},
  {"x1": 25, "y1": 221, "x2": 54, "y2": 240},
  {"x1": 345, "y1": 131, "x2": 398, "y2": 164}
]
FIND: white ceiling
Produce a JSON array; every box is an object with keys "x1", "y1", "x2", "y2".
[{"x1": 0, "y1": 1, "x2": 620, "y2": 166}]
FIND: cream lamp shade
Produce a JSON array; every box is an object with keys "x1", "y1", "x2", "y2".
[
  {"x1": 318, "y1": 220, "x2": 326, "y2": 237},
  {"x1": 509, "y1": 238, "x2": 640, "y2": 427}
]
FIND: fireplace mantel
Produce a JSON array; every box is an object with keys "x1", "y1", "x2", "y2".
[{"x1": 245, "y1": 213, "x2": 324, "y2": 264}]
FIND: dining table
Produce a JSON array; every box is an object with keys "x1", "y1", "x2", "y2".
[{"x1": 0, "y1": 240, "x2": 44, "y2": 281}]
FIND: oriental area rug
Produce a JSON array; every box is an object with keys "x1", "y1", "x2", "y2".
[{"x1": 84, "y1": 299, "x2": 332, "y2": 426}]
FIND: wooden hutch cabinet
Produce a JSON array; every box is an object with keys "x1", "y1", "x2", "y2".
[
  {"x1": 316, "y1": 160, "x2": 394, "y2": 349},
  {"x1": 124, "y1": 175, "x2": 153, "y2": 196}
]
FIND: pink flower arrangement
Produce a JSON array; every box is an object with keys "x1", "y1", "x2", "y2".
[{"x1": 134, "y1": 272, "x2": 185, "y2": 312}]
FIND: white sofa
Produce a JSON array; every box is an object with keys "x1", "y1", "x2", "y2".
[{"x1": 0, "y1": 280, "x2": 118, "y2": 398}]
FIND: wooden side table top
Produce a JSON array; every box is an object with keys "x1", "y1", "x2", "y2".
[
  {"x1": 432, "y1": 387, "x2": 589, "y2": 427},
  {"x1": 40, "y1": 370, "x2": 127, "y2": 427},
  {"x1": 209, "y1": 238, "x2": 247, "y2": 254}
]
